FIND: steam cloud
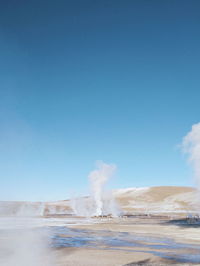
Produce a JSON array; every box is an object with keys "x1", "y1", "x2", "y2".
[
  {"x1": 89, "y1": 161, "x2": 116, "y2": 216},
  {"x1": 182, "y1": 122, "x2": 200, "y2": 189},
  {"x1": 71, "y1": 161, "x2": 121, "y2": 217},
  {"x1": 0, "y1": 222, "x2": 53, "y2": 266}
]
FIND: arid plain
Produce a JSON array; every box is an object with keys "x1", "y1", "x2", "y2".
[{"x1": 1, "y1": 186, "x2": 200, "y2": 265}]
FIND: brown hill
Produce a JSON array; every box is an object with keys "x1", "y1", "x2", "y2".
[
  {"x1": 114, "y1": 186, "x2": 199, "y2": 214},
  {"x1": 0, "y1": 186, "x2": 199, "y2": 216}
]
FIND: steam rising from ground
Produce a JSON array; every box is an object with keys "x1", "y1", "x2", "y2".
[
  {"x1": 0, "y1": 212, "x2": 54, "y2": 265},
  {"x1": 89, "y1": 161, "x2": 116, "y2": 216},
  {"x1": 0, "y1": 185, "x2": 55, "y2": 264},
  {"x1": 71, "y1": 161, "x2": 121, "y2": 217},
  {"x1": 182, "y1": 123, "x2": 200, "y2": 189},
  {"x1": 0, "y1": 220, "x2": 53, "y2": 266}
]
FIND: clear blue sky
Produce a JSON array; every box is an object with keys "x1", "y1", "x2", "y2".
[{"x1": 0, "y1": 0, "x2": 200, "y2": 201}]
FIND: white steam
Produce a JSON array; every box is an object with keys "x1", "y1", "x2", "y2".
[
  {"x1": 0, "y1": 221, "x2": 53, "y2": 266},
  {"x1": 182, "y1": 122, "x2": 200, "y2": 189},
  {"x1": 71, "y1": 161, "x2": 121, "y2": 217},
  {"x1": 0, "y1": 207, "x2": 54, "y2": 265},
  {"x1": 89, "y1": 161, "x2": 116, "y2": 216}
]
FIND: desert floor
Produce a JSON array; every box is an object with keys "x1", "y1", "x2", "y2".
[
  {"x1": 1, "y1": 215, "x2": 200, "y2": 265},
  {"x1": 50, "y1": 215, "x2": 200, "y2": 266}
]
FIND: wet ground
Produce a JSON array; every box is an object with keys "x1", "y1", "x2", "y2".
[
  {"x1": 1, "y1": 216, "x2": 200, "y2": 265},
  {"x1": 51, "y1": 226, "x2": 200, "y2": 264}
]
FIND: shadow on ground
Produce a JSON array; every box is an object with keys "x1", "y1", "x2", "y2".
[
  {"x1": 165, "y1": 218, "x2": 200, "y2": 228},
  {"x1": 123, "y1": 257, "x2": 200, "y2": 265}
]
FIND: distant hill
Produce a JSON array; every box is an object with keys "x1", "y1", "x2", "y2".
[
  {"x1": 0, "y1": 186, "x2": 199, "y2": 216},
  {"x1": 114, "y1": 186, "x2": 200, "y2": 214}
]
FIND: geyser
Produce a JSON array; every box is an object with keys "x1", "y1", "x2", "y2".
[
  {"x1": 89, "y1": 161, "x2": 116, "y2": 216},
  {"x1": 71, "y1": 161, "x2": 121, "y2": 217}
]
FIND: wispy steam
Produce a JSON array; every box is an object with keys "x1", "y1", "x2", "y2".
[
  {"x1": 182, "y1": 122, "x2": 200, "y2": 188},
  {"x1": 71, "y1": 161, "x2": 121, "y2": 217},
  {"x1": 89, "y1": 161, "x2": 116, "y2": 216},
  {"x1": 0, "y1": 218, "x2": 54, "y2": 266}
]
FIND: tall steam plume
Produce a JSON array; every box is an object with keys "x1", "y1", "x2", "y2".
[
  {"x1": 182, "y1": 122, "x2": 200, "y2": 189},
  {"x1": 71, "y1": 161, "x2": 120, "y2": 217},
  {"x1": 89, "y1": 161, "x2": 116, "y2": 216}
]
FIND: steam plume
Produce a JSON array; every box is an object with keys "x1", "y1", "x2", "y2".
[
  {"x1": 182, "y1": 122, "x2": 200, "y2": 188},
  {"x1": 71, "y1": 161, "x2": 121, "y2": 217},
  {"x1": 89, "y1": 161, "x2": 116, "y2": 216}
]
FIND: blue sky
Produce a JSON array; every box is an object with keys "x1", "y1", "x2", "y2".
[{"x1": 0, "y1": 0, "x2": 200, "y2": 201}]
